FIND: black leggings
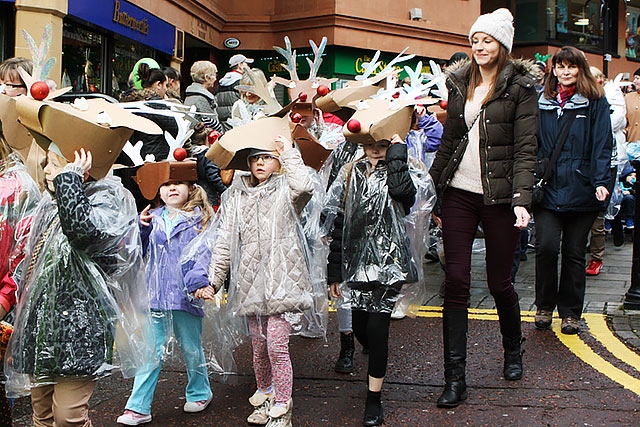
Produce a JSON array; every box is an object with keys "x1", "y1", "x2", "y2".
[{"x1": 352, "y1": 310, "x2": 392, "y2": 379}]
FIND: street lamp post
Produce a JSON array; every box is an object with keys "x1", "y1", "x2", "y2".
[{"x1": 625, "y1": 161, "x2": 640, "y2": 309}]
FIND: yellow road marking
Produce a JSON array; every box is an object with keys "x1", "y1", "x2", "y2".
[
  {"x1": 412, "y1": 306, "x2": 640, "y2": 395},
  {"x1": 553, "y1": 318, "x2": 640, "y2": 395}
]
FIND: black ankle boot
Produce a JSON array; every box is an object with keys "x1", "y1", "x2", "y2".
[
  {"x1": 335, "y1": 332, "x2": 355, "y2": 373},
  {"x1": 497, "y1": 304, "x2": 524, "y2": 381},
  {"x1": 363, "y1": 390, "x2": 383, "y2": 426},
  {"x1": 437, "y1": 309, "x2": 468, "y2": 408}
]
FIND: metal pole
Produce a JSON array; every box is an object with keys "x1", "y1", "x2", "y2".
[{"x1": 625, "y1": 160, "x2": 640, "y2": 309}]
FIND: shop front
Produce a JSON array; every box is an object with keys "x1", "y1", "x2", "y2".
[{"x1": 62, "y1": 0, "x2": 175, "y2": 98}]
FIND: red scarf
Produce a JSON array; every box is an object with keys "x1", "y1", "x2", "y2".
[{"x1": 556, "y1": 84, "x2": 576, "y2": 108}]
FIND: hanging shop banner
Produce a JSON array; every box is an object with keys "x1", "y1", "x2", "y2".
[{"x1": 68, "y1": 0, "x2": 175, "y2": 55}]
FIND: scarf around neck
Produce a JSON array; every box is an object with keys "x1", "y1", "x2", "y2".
[{"x1": 556, "y1": 84, "x2": 576, "y2": 107}]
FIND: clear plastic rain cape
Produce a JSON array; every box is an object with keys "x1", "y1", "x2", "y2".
[
  {"x1": 207, "y1": 149, "x2": 328, "y2": 342},
  {"x1": 0, "y1": 155, "x2": 41, "y2": 318},
  {"x1": 323, "y1": 154, "x2": 436, "y2": 315},
  {"x1": 5, "y1": 173, "x2": 157, "y2": 397}
]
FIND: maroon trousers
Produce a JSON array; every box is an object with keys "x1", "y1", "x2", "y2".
[{"x1": 441, "y1": 188, "x2": 520, "y2": 310}]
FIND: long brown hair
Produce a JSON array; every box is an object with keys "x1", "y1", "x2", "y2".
[
  {"x1": 467, "y1": 43, "x2": 510, "y2": 104},
  {"x1": 543, "y1": 46, "x2": 604, "y2": 100},
  {"x1": 0, "y1": 136, "x2": 13, "y2": 174}
]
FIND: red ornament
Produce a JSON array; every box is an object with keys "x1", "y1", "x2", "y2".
[
  {"x1": 207, "y1": 130, "x2": 221, "y2": 144},
  {"x1": 316, "y1": 85, "x2": 330, "y2": 96},
  {"x1": 439, "y1": 99, "x2": 448, "y2": 110},
  {"x1": 290, "y1": 112, "x2": 303, "y2": 123},
  {"x1": 173, "y1": 147, "x2": 188, "y2": 161},
  {"x1": 346, "y1": 119, "x2": 361, "y2": 133},
  {"x1": 30, "y1": 81, "x2": 50, "y2": 100},
  {"x1": 298, "y1": 92, "x2": 308, "y2": 102},
  {"x1": 392, "y1": 91, "x2": 400, "y2": 99}
]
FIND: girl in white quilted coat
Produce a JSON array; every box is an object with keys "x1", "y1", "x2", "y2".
[{"x1": 201, "y1": 135, "x2": 315, "y2": 427}]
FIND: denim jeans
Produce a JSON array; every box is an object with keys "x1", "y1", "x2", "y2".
[{"x1": 124, "y1": 310, "x2": 211, "y2": 415}]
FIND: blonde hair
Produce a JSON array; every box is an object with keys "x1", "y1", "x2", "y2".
[
  {"x1": 589, "y1": 66, "x2": 605, "y2": 84},
  {"x1": 183, "y1": 184, "x2": 214, "y2": 231},
  {"x1": 190, "y1": 61, "x2": 218, "y2": 84}
]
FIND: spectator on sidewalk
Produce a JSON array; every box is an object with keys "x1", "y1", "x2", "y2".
[
  {"x1": 429, "y1": 8, "x2": 537, "y2": 408},
  {"x1": 215, "y1": 54, "x2": 253, "y2": 132},
  {"x1": 534, "y1": 46, "x2": 612, "y2": 335},
  {"x1": 184, "y1": 60, "x2": 225, "y2": 135},
  {"x1": 163, "y1": 66, "x2": 182, "y2": 102},
  {"x1": 619, "y1": 165, "x2": 636, "y2": 230},
  {"x1": 586, "y1": 66, "x2": 627, "y2": 276}
]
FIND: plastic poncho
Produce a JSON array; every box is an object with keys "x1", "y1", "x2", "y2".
[
  {"x1": 0, "y1": 155, "x2": 41, "y2": 318},
  {"x1": 323, "y1": 152, "x2": 434, "y2": 314},
  {"x1": 208, "y1": 148, "x2": 328, "y2": 337},
  {"x1": 5, "y1": 172, "x2": 156, "y2": 397}
]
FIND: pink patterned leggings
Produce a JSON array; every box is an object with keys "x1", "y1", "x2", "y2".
[{"x1": 248, "y1": 315, "x2": 292, "y2": 405}]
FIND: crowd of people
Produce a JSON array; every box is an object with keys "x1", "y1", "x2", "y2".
[{"x1": 0, "y1": 6, "x2": 638, "y2": 427}]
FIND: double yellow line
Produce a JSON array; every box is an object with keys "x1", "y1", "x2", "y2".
[{"x1": 412, "y1": 306, "x2": 640, "y2": 395}]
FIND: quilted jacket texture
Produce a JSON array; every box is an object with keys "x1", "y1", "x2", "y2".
[
  {"x1": 429, "y1": 59, "x2": 539, "y2": 209},
  {"x1": 209, "y1": 148, "x2": 315, "y2": 316}
]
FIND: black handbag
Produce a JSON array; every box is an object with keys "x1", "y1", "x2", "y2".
[{"x1": 533, "y1": 110, "x2": 578, "y2": 205}]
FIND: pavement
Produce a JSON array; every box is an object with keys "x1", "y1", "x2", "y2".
[{"x1": 8, "y1": 230, "x2": 640, "y2": 426}]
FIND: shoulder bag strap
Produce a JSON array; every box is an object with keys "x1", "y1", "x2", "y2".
[{"x1": 541, "y1": 110, "x2": 578, "y2": 183}]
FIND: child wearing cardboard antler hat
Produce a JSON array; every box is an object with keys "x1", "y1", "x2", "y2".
[
  {"x1": 200, "y1": 133, "x2": 321, "y2": 427},
  {"x1": 117, "y1": 160, "x2": 215, "y2": 425}
]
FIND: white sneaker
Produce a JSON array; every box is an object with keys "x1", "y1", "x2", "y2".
[
  {"x1": 116, "y1": 410, "x2": 152, "y2": 425},
  {"x1": 266, "y1": 398, "x2": 293, "y2": 427},
  {"x1": 247, "y1": 395, "x2": 274, "y2": 425},
  {"x1": 183, "y1": 394, "x2": 213, "y2": 413},
  {"x1": 249, "y1": 388, "x2": 273, "y2": 407}
]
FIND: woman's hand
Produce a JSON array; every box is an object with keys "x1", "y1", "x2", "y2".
[
  {"x1": 513, "y1": 206, "x2": 531, "y2": 230},
  {"x1": 274, "y1": 135, "x2": 293, "y2": 154},
  {"x1": 595, "y1": 186, "x2": 609, "y2": 202},
  {"x1": 431, "y1": 211, "x2": 443, "y2": 229},
  {"x1": 139, "y1": 204, "x2": 153, "y2": 227},
  {"x1": 330, "y1": 282, "x2": 341, "y2": 299},
  {"x1": 194, "y1": 285, "x2": 217, "y2": 300}
]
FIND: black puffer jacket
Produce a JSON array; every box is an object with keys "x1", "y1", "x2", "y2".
[{"x1": 429, "y1": 59, "x2": 539, "y2": 209}]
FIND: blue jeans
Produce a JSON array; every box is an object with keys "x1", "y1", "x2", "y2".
[{"x1": 124, "y1": 310, "x2": 212, "y2": 415}]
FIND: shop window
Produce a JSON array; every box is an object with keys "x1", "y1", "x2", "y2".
[
  {"x1": 627, "y1": 1, "x2": 640, "y2": 58},
  {"x1": 62, "y1": 23, "x2": 104, "y2": 93},
  {"x1": 552, "y1": 0, "x2": 604, "y2": 51},
  {"x1": 112, "y1": 34, "x2": 154, "y2": 99}
]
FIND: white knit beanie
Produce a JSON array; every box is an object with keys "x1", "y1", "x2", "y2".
[{"x1": 468, "y1": 8, "x2": 514, "y2": 53}]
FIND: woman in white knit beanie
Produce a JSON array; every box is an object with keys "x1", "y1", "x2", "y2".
[{"x1": 429, "y1": 7, "x2": 538, "y2": 408}]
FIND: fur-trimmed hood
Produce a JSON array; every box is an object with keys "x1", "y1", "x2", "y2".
[{"x1": 446, "y1": 57, "x2": 542, "y2": 86}]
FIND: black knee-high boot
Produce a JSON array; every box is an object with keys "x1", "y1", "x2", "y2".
[
  {"x1": 437, "y1": 308, "x2": 468, "y2": 408},
  {"x1": 497, "y1": 303, "x2": 524, "y2": 380}
]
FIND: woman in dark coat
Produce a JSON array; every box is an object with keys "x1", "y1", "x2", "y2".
[
  {"x1": 429, "y1": 8, "x2": 538, "y2": 408},
  {"x1": 533, "y1": 46, "x2": 612, "y2": 335}
]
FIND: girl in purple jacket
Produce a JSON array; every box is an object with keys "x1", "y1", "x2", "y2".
[{"x1": 117, "y1": 167, "x2": 214, "y2": 426}]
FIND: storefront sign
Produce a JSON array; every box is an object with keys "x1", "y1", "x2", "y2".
[
  {"x1": 224, "y1": 38, "x2": 240, "y2": 49},
  {"x1": 68, "y1": 0, "x2": 174, "y2": 55},
  {"x1": 113, "y1": 0, "x2": 148, "y2": 35}
]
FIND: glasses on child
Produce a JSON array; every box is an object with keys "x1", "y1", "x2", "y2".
[{"x1": 249, "y1": 154, "x2": 278, "y2": 164}]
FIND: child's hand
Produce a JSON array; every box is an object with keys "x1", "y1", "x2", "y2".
[
  {"x1": 194, "y1": 285, "x2": 217, "y2": 300},
  {"x1": 390, "y1": 134, "x2": 404, "y2": 144},
  {"x1": 139, "y1": 204, "x2": 153, "y2": 227},
  {"x1": 74, "y1": 148, "x2": 92, "y2": 174},
  {"x1": 274, "y1": 135, "x2": 293, "y2": 154}
]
